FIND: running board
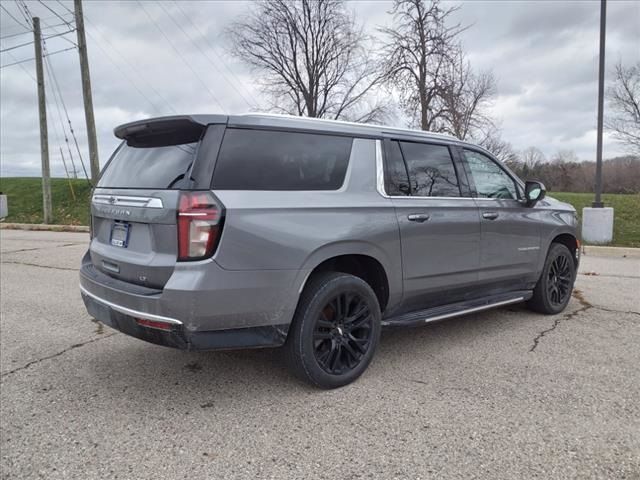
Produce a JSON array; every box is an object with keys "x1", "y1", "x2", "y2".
[{"x1": 381, "y1": 290, "x2": 532, "y2": 328}]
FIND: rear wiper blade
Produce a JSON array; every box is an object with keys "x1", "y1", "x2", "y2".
[{"x1": 166, "y1": 173, "x2": 185, "y2": 189}]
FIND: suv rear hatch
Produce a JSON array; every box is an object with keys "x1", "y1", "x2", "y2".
[{"x1": 89, "y1": 116, "x2": 225, "y2": 289}]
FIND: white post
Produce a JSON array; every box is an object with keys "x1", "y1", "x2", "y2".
[{"x1": 582, "y1": 207, "x2": 614, "y2": 244}]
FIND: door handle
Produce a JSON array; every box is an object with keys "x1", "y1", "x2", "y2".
[
  {"x1": 482, "y1": 212, "x2": 499, "y2": 220},
  {"x1": 408, "y1": 213, "x2": 430, "y2": 223}
]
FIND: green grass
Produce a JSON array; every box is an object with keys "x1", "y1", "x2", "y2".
[
  {"x1": 0, "y1": 178, "x2": 638, "y2": 247},
  {"x1": 549, "y1": 192, "x2": 640, "y2": 248},
  {"x1": 0, "y1": 177, "x2": 92, "y2": 226}
]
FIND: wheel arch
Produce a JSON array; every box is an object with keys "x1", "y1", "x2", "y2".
[
  {"x1": 294, "y1": 241, "x2": 400, "y2": 315},
  {"x1": 550, "y1": 232, "x2": 580, "y2": 268}
]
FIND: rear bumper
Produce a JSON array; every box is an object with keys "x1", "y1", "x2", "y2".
[
  {"x1": 79, "y1": 251, "x2": 299, "y2": 350},
  {"x1": 81, "y1": 285, "x2": 289, "y2": 351}
]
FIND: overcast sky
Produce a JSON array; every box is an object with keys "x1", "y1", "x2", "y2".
[{"x1": 1, "y1": 0, "x2": 638, "y2": 177}]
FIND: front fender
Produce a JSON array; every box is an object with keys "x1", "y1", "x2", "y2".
[{"x1": 538, "y1": 210, "x2": 580, "y2": 273}]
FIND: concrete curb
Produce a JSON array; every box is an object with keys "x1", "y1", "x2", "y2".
[
  {"x1": 0, "y1": 223, "x2": 89, "y2": 233},
  {"x1": 582, "y1": 245, "x2": 640, "y2": 258}
]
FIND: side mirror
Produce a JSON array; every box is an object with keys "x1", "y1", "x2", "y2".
[{"x1": 524, "y1": 180, "x2": 546, "y2": 207}]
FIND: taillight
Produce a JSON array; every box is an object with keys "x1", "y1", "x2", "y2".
[{"x1": 177, "y1": 191, "x2": 224, "y2": 261}]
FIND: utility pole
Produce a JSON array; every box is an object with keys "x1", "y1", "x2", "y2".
[
  {"x1": 74, "y1": 0, "x2": 99, "y2": 182},
  {"x1": 33, "y1": 17, "x2": 52, "y2": 224},
  {"x1": 593, "y1": 0, "x2": 607, "y2": 208}
]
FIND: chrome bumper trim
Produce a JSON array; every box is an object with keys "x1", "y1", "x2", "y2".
[{"x1": 79, "y1": 284, "x2": 183, "y2": 325}]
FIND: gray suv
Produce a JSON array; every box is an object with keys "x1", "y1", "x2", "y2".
[{"x1": 80, "y1": 114, "x2": 579, "y2": 388}]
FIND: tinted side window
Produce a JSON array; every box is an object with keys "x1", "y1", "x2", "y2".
[
  {"x1": 98, "y1": 142, "x2": 196, "y2": 189},
  {"x1": 212, "y1": 129, "x2": 352, "y2": 190},
  {"x1": 384, "y1": 140, "x2": 410, "y2": 196},
  {"x1": 463, "y1": 150, "x2": 518, "y2": 200},
  {"x1": 400, "y1": 142, "x2": 460, "y2": 197}
]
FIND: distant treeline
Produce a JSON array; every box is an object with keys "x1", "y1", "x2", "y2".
[{"x1": 504, "y1": 154, "x2": 640, "y2": 194}]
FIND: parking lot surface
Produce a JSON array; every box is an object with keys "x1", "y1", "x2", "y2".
[{"x1": 1, "y1": 230, "x2": 639, "y2": 479}]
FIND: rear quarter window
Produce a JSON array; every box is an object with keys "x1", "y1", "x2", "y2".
[
  {"x1": 212, "y1": 129, "x2": 352, "y2": 190},
  {"x1": 98, "y1": 142, "x2": 197, "y2": 189}
]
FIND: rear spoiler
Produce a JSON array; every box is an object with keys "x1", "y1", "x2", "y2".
[{"x1": 114, "y1": 115, "x2": 227, "y2": 147}]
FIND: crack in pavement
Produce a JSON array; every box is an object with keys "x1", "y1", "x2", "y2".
[
  {"x1": 579, "y1": 273, "x2": 640, "y2": 280},
  {"x1": 527, "y1": 289, "x2": 639, "y2": 351},
  {"x1": 0, "y1": 260, "x2": 79, "y2": 272},
  {"x1": 590, "y1": 305, "x2": 640, "y2": 317},
  {"x1": 529, "y1": 289, "x2": 593, "y2": 353},
  {"x1": 1, "y1": 242, "x2": 84, "y2": 254},
  {"x1": 0, "y1": 333, "x2": 117, "y2": 379}
]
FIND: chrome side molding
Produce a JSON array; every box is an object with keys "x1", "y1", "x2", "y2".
[{"x1": 421, "y1": 297, "x2": 525, "y2": 324}]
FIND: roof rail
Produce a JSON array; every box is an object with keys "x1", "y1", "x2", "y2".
[{"x1": 240, "y1": 112, "x2": 459, "y2": 141}]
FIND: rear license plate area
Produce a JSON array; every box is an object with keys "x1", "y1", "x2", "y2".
[{"x1": 110, "y1": 222, "x2": 130, "y2": 248}]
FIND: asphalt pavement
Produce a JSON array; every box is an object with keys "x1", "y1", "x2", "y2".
[{"x1": 1, "y1": 230, "x2": 639, "y2": 479}]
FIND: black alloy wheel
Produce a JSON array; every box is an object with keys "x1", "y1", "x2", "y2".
[
  {"x1": 527, "y1": 242, "x2": 576, "y2": 314},
  {"x1": 547, "y1": 253, "x2": 572, "y2": 306},
  {"x1": 313, "y1": 292, "x2": 374, "y2": 375},
  {"x1": 284, "y1": 272, "x2": 381, "y2": 389}
]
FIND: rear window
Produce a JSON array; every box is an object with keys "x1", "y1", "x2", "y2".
[
  {"x1": 212, "y1": 129, "x2": 352, "y2": 190},
  {"x1": 98, "y1": 142, "x2": 197, "y2": 189}
]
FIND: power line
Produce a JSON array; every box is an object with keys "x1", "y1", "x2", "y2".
[
  {"x1": 0, "y1": 21, "x2": 72, "y2": 40},
  {"x1": 24, "y1": 0, "x2": 77, "y2": 47},
  {"x1": 136, "y1": 0, "x2": 226, "y2": 112},
  {"x1": 1, "y1": 4, "x2": 29, "y2": 30},
  {"x1": 43, "y1": 28, "x2": 76, "y2": 41},
  {"x1": 43, "y1": 51, "x2": 79, "y2": 178},
  {"x1": 44, "y1": 66, "x2": 75, "y2": 180},
  {"x1": 82, "y1": 14, "x2": 177, "y2": 114},
  {"x1": 40, "y1": 58, "x2": 77, "y2": 185},
  {"x1": 81, "y1": 26, "x2": 166, "y2": 115},
  {"x1": 37, "y1": 0, "x2": 73, "y2": 28},
  {"x1": 41, "y1": 59, "x2": 79, "y2": 190},
  {"x1": 0, "y1": 5, "x2": 69, "y2": 35},
  {"x1": 0, "y1": 29, "x2": 30, "y2": 41},
  {"x1": 0, "y1": 46, "x2": 76, "y2": 69},
  {"x1": 171, "y1": 0, "x2": 259, "y2": 107},
  {"x1": 157, "y1": 1, "x2": 255, "y2": 109},
  {"x1": 3, "y1": 0, "x2": 75, "y2": 67},
  {"x1": 1, "y1": 28, "x2": 76, "y2": 53},
  {"x1": 37, "y1": 22, "x2": 91, "y2": 183},
  {"x1": 42, "y1": 20, "x2": 73, "y2": 30},
  {"x1": 2, "y1": 50, "x2": 35, "y2": 81},
  {"x1": 40, "y1": 17, "x2": 77, "y2": 48},
  {"x1": 0, "y1": 39, "x2": 34, "y2": 53},
  {"x1": 15, "y1": 0, "x2": 33, "y2": 28},
  {"x1": 55, "y1": 0, "x2": 74, "y2": 16}
]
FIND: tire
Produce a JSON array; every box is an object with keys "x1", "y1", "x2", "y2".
[
  {"x1": 284, "y1": 272, "x2": 381, "y2": 389},
  {"x1": 527, "y1": 243, "x2": 576, "y2": 314}
]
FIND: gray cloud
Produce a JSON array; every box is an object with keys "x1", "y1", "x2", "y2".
[{"x1": 1, "y1": 0, "x2": 639, "y2": 178}]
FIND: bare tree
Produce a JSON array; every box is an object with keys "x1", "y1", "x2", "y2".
[
  {"x1": 227, "y1": 0, "x2": 385, "y2": 122},
  {"x1": 514, "y1": 146, "x2": 546, "y2": 180},
  {"x1": 505, "y1": 146, "x2": 640, "y2": 193},
  {"x1": 550, "y1": 150, "x2": 580, "y2": 191},
  {"x1": 379, "y1": 0, "x2": 466, "y2": 131},
  {"x1": 479, "y1": 128, "x2": 517, "y2": 165},
  {"x1": 551, "y1": 150, "x2": 580, "y2": 164},
  {"x1": 606, "y1": 61, "x2": 640, "y2": 153},
  {"x1": 439, "y1": 49, "x2": 496, "y2": 140},
  {"x1": 521, "y1": 147, "x2": 546, "y2": 169}
]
